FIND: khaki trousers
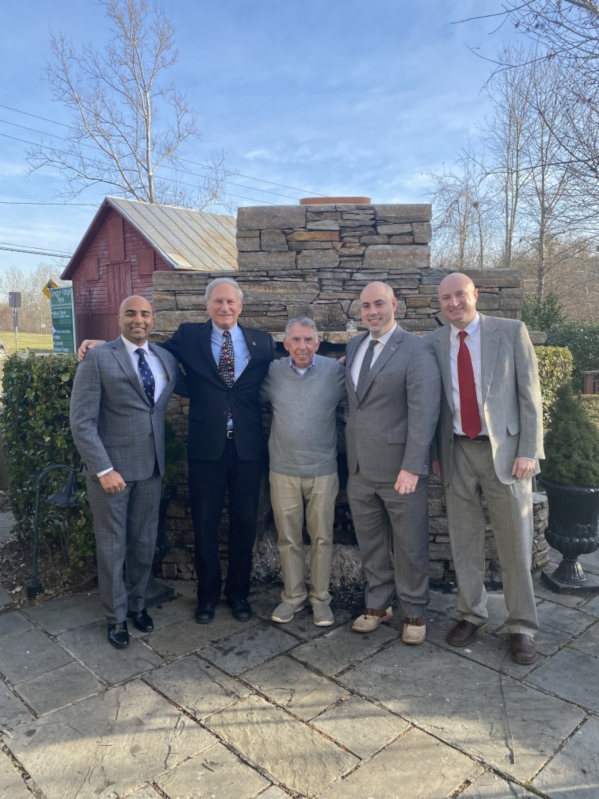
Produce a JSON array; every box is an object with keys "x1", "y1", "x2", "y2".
[
  {"x1": 445, "y1": 438, "x2": 539, "y2": 636},
  {"x1": 269, "y1": 470, "x2": 338, "y2": 607}
]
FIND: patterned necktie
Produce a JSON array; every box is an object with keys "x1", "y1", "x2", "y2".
[
  {"x1": 218, "y1": 330, "x2": 235, "y2": 422},
  {"x1": 356, "y1": 339, "x2": 379, "y2": 400},
  {"x1": 457, "y1": 331, "x2": 482, "y2": 438},
  {"x1": 135, "y1": 348, "x2": 155, "y2": 407}
]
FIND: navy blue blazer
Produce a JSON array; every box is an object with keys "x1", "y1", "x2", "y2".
[{"x1": 161, "y1": 321, "x2": 276, "y2": 461}]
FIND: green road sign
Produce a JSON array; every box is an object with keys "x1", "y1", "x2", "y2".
[{"x1": 51, "y1": 287, "x2": 76, "y2": 354}]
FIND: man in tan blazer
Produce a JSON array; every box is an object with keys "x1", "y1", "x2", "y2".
[
  {"x1": 429, "y1": 272, "x2": 544, "y2": 664},
  {"x1": 346, "y1": 281, "x2": 441, "y2": 645}
]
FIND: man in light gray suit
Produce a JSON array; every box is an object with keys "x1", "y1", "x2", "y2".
[
  {"x1": 70, "y1": 296, "x2": 182, "y2": 648},
  {"x1": 430, "y1": 272, "x2": 544, "y2": 665},
  {"x1": 346, "y1": 281, "x2": 441, "y2": 645}
]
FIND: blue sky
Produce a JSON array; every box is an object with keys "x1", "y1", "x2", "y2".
[{"x1": 0, "y1": 0, "x2": 516, "y2": 275}]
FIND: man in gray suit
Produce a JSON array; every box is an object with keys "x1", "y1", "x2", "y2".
[
  {"x1": 430, "y1": 272, "x2": 544, "y2": 664},
  {"x1": 70, "y1": 296, "x2": 181, "y2": 648},
  {"x1": 346, "y1": 281, "x2": 441, "y2": 645}
]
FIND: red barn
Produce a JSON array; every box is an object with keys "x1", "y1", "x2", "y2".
[{"x1": 61, "y1": 196, "x2": 237, "y2": 345}]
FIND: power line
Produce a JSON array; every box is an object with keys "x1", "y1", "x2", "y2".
[
  {"x1": 0, "y1": 103, "x2": 326, "y2": 197},
  {"x1": 0, "y1": 132, "x2": 278, "y2": 206},
  {"x1": 0, "y1": 118, "x2": 293, "y2": 200},
  {"x1": 0, "y1": 243, "x2": 72, "y2": 258},
  {"x1": 0, "y1": 201, "x2": 97, "y2": 207}
]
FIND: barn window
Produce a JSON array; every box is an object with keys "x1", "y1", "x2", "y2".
[
  {"x1": 107, "y1": 217, "x2": 125, "y2": 262},
  {"x1": 85, "y1": 256, "x2": 99, "y2": 281},
  {"x1": 138, "y1": 249, "x2": 155, "y2": 275}
]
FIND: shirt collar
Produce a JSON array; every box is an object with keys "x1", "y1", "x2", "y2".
[
  {"x1": 289, "y1": 354, "x2": 316, "y2": 375},
  {"x1": 212, "y1": 322, "x2": 240, "y2": 342},
  {"x1": 368, "y1": 323, "x2": 397, "y2": 347},
  {"x1": 121, "y1": 335, "x2": 149, "y2": 355},
  {"x1": 450, "y1": 313, "x2": 480, "y2": 340}
]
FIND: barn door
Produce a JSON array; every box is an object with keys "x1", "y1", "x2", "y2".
[{"x1": 105, "y1": 263, "x2": 133, "y2": 340}]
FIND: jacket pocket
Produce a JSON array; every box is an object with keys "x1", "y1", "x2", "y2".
[{"x1": 507, "y1": 421, "x2": 520, "y2": 436}]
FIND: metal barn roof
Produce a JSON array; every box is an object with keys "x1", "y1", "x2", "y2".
[{"x1": 62, "y1": 196, "x2": 237, "y2": 279}]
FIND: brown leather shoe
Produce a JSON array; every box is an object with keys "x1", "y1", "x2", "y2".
[
  {"x1": 510, "y1": 634, "x2": 537, "y2": 665},
  {"x1": 446, "y1": 619, "x2": 487, "y2": 647}
]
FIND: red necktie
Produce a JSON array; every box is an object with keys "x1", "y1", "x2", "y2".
[{"x1": 458, "y1": 330, "x2": 482, "y2": 439}]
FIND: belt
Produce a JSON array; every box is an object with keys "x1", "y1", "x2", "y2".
[
  {"x1": 454, "y1": 434, "x2": 489, "y2": 442},
  {"x1": 226, "y1": 429, "x2": 234, "y2": 439}
]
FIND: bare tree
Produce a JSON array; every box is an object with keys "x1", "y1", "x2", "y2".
[
  {"x1": 28, "y1": 0, "x2": 231, "y2": 209},
  {"x1": 427, "y1": 144, "x2": 496, "y2": 269},
  {"x1": 0, "y1": 264, "x2": 69, "y2": 334}
]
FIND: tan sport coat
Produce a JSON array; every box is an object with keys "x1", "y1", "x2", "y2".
[{"x1": 428, "y1": 314, "x2": 544, "y2": 486}]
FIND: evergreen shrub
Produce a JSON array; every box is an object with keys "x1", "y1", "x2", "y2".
[
  {"x1": 541, "y1": 383, "x2": 599, "y2": 487},
  {"x1": 534, "y1": 346, "x2": 573, "y2": 426},
  {"x1": 0, "y1": 353, "x2": 95, "y2": 566}
]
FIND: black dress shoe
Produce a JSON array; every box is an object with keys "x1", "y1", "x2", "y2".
[
  {"x1": 107, "y1": 621, "x2": 129, "y2": 648},
  {"x1": 195, "y1": 600, "x2": 217, "y2": 624},
  {"x1": 228, "y1": 599, "x2": 252, "y2": 622},
  {"x1": 126, "y1": 608, "x2": 154, "y2": 633}
]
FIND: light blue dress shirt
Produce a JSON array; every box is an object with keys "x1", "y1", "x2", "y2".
[{"x1": 210, "y1": 323, "x2": 251, "y2": 429}]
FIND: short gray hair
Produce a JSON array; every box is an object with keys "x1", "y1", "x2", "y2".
[
  {"x1": 204, "y1": 277, "x2": 243, "y2": 303},
  {"x1": 284, "y1": 317, "x2": 319, "y2": 338}
]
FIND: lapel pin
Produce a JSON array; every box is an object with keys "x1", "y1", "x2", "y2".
[{"x1": 252, "y1": 341, "x2": 256, "y2": 346}]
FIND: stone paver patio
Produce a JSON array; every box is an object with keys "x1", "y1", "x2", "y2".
[{"x1": 0, "y1": 540, "x2": 598, "y2": 797}]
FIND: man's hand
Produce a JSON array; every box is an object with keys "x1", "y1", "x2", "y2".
[
  {"x1": 78, "y1": 339, "x2": 105, "y2": 362},
  {"x1": 394, "y1": 469, "x2": 419, "y2": 495},
  {"x1": 512, "y1": 457, "x2": 536, "y2": 480},
  {"x1": 99, "y1": 470, "x2": 126, "y2": 494},
  {"x1": 432, "y1": 460, "x2": 441, "y2": 479}
]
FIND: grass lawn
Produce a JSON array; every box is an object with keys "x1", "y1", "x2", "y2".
[{"x1": 0, "y1": 331, "x2": 55, "y2": 352}]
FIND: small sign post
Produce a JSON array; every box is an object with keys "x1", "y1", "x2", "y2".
[
  {"x1": 8, "y1": 292, "x2": 21, "y2": 353},
  {"x1": 50, "y1": 287, "x2": 77, "y2": 354}
]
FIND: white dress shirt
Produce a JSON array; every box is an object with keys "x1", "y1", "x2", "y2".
[
  {"x1": 350, "y1": 324, "x2": 397, "y2": 390},
  {"x1": 97, "y1": 336, "x2": 168, "y2": 477},
  {"x1": 449, "y1": 313, "x2": 489, "y2": 436}
]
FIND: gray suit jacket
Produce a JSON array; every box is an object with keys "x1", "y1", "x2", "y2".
[
  {"x1": 428, "y1": 314, "x2": 544, "y2": 486},
  {"x1": 345, "y1": 326, "x2": 441, "y2": 482},
  {"x1": 70, "y1": 337, "x2": 180, "y2": 481}
]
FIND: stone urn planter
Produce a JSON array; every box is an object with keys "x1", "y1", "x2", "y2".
[
  {"x1": 538, "y1": 478, "x2": 599, "y2": 592},
  {"x1": 539, "y1": 384, "x2": 599, "y2": 594}
]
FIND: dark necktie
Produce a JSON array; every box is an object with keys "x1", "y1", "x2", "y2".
[
  {"x1": 135, "y1": 348, "x2": 155, "y2": 407},
  {"x1": 457, "y1": 331, "x2": 482, "y2": 438},
  {"x1": 356, "y1": 339, "x2": 379, "y2": 400},
  {"x1": 218, "y1": 330, "x2": 235, "y2": 422}
]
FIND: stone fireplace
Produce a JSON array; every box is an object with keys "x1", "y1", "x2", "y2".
[{"x1": 152, "y1": 201, "x2": 549, "y2": 588}]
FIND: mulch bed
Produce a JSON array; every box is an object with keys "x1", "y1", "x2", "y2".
[{"x1": 0, "y1": 537, "x2": 97, "y2": 613}]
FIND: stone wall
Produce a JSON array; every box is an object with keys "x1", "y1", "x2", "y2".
[{"x1": 152, "y1": 202, "x2": 549, "y2": 588}]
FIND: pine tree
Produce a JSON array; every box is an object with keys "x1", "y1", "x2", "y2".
[{"x1": 541, "y1": 383, "x2": 599, "y2": 487}]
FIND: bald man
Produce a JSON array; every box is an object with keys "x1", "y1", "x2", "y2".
[
  {"x1": 345, "y1": 281, "x2": 441, "y2": 645},
  {"x1": 429, "y1": 273, "x2": 544, "y2": 665},
  {"x1": 70, "y1": 296, "x2": 183, "y2": 648}
]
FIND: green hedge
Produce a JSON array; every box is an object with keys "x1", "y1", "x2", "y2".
[
  {"x1": 545, "y1": 322, "x2": 599, "y2": 392},
  {"x1": 534, "y1": 346, "x2": 573, "y2": 426},
  {"x1": 0, "y1": 354, "x2": 95, "y2": 567},
  {"x1": 581, "y1": 395, "x2": 599, "y2": 428}
]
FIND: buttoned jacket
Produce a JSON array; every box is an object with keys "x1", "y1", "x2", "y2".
[
  {"x1": 428, "y1": 314, "x2": 544, "y2": 486},
  {"x1": 70, "y1": 337, "x2": 180, "y2": 481},
  {"x1": 345, "y1": 326, "x2": 441, "y2": 482},
  {"x1": 160, "y1": 321, "x2": 276, "y2": 461}
]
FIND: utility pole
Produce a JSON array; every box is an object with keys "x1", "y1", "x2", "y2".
[{"x1": 9, "y1": 292, "x2": 21, "y2": 353}]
